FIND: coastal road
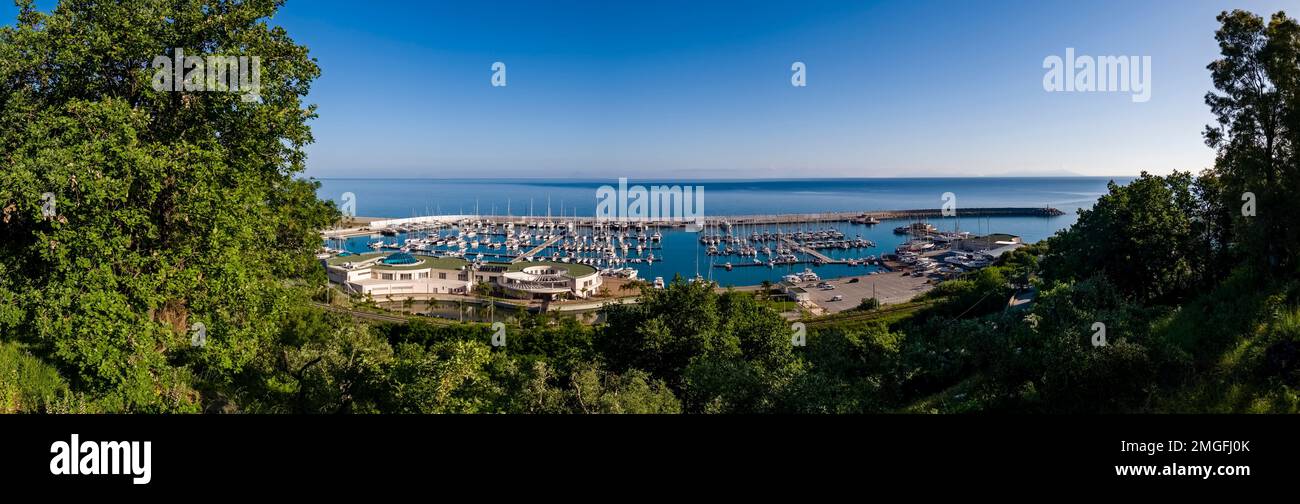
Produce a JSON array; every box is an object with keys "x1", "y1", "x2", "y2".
[
  {"x1": 311, "y1": 302, "x2": 420, "y2": 324},
  {"x1": 804, "y1": 300, "x2": 937, "y2": 329}
]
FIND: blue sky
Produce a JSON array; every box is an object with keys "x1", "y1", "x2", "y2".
[{"x1": 8, "y1": 0, "x2": 1297, "y2": 178}]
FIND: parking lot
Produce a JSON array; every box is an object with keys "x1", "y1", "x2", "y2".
[{"x1": 802, "y1": 271, "x2": 934, "y2": 313}]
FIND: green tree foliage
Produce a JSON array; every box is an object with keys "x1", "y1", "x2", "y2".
[
  {"x1": 372, "y1": 319, "x2": 680, "y2": 414},
  {"x1": 568, "y1": 365, "x2": 681, "y2": 414},
  {"x1": 3, "y1": 5, "x2": 1298, "y2": 415},
  {"x1": 0, "y1": 0, "x2": 335, "y2": 411},
  {"x1": 1202, "y1": 10, "x2": 1300, "y2": 272},
  {"x1": 999, "y1": 278, "x2": 1166, "y2": 412},
  {"x1": 235, "y1": 307, "x2": 393, "y2": 414},
  {"x1": 782, "y1": 323, "x2": 899, "y2": 413},
  {"x1": 598, "y1": 278, "x2": 721, "y2": 386},
  {"x1": 1041, "y1": 172, "x2": 1207, "y2": 303},
  {"x1": 598, "y1": 279, "x2": 803, "y2": 412},
  {"x1": 916, "y1": 264, "x2": 1014, "y2": 319},
  {"x1": 385, "y1": 340, "x2": 500, "y2": 414}
]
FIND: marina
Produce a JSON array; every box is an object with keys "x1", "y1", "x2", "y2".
[
  {"x1": 313, "y1": 177, "x2": 1119, "y2": 307},
  {"x1": 323, "y1": 207, "x2": 1063, "y2": 240},
  {"x1": 319, "y1": 207, "x2": 1051, "y2": 299},
  {"x1": 314, "y1": 177, "x2": 1115, "y2": 292}
]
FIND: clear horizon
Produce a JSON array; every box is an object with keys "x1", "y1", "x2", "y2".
[
  {"x1": 308, "y1": 174, "x2": 1139, "y2": 180},
  {"x1": 276, "y1": 0, "x2": 1290, "y2": 179},
  {"x1": 12, "y1": 0, "x2": 1293, "y2": 179}
]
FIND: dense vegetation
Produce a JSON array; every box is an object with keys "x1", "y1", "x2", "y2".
[{"x1": 2, "y1": 4, "x2": 1298, "y2": 413}]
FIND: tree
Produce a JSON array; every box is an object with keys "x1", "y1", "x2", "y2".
[
  {"x1": 781, "y1": 323, "x2": 900, "y2": 413},
  {"x1": 998, "y1": 244, "x2": 1043, "y2": 289},
  {"x1": 384, "y1": 340, "x2": 501, "y2": 413},
  {"x1": 569, "y1": 365, "x2": 681, "y2": 414},
  {"x1": 1041, "y1": 172, "x2": 1206, "y2": 304},
  {"x1": 1002, "y1": 277, "x2": 1161, "y2": 412},
  {"x1": 597, "y1": 278, "x2": 721, "y2": 386},
  {"x1": 0, "y1": 0, "x2": 334, "y2": 411},
  {"x1": 1203, "y1": 10, "x2": 1300, "y2": 272}
]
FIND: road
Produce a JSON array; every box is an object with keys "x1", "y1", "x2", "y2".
[{"x1": 311, "y1": 302, "x2": 417, "y2": 324}]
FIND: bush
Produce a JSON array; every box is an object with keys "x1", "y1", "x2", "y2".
[{"x1": 0, "y1": 342, "x2": 73, "y2": 413}]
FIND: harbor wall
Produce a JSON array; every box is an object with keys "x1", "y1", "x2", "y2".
[{"x1": 364, "y1": 207, "x2": 1064, "y2": 230}]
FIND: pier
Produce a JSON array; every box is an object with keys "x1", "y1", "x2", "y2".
[
  {"x1": 512, "y1": 235, "x2": 561, "y2": 263},
  {"x1": 782, "y1": 237, "x2": 842, "y2": 264},
  {"x1": 323, "y1": 207, "x2": 1064, "y2": 239}
]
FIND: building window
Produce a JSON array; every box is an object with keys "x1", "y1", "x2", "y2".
[
  {"x1": 400, "y1": 273, "x2": 412, "y2": 280},
  {"x1": 418, "y1": 272, "x2": 429, "y2": 279},
  {"x1": 438, "y1": 272, "x2": 447, "y2": 280},
  {"x1": 381, "y1": 273, "x2": 394, "y2": 280}
]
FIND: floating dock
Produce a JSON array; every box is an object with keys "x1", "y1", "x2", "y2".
[{"x1": 512, "y1": 235, "x2": 561, "y2": 263}]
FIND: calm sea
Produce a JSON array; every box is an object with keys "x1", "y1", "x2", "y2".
[{"x1": 315, "y1": 177, "x2": 1131, "y2": 286}]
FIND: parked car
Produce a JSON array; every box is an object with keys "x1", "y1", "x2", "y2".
[{"x1": 829, "y1": 295, "x2": 844, "y2": 302}]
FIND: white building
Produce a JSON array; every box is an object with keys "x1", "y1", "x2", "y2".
[
  {"x1": 324, "y1": 253, "x2": 602, "y2": 300},
  {"x1": 954, "y1": 233, "x2": 1024, "y2": 255},
  {"x1": 779, "y1": 281, "x2": 810, "y2": 302}
]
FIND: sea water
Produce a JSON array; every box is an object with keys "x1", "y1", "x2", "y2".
[{"x1": 316, "y1": 177, "x2": 1130, "y2": 286}]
